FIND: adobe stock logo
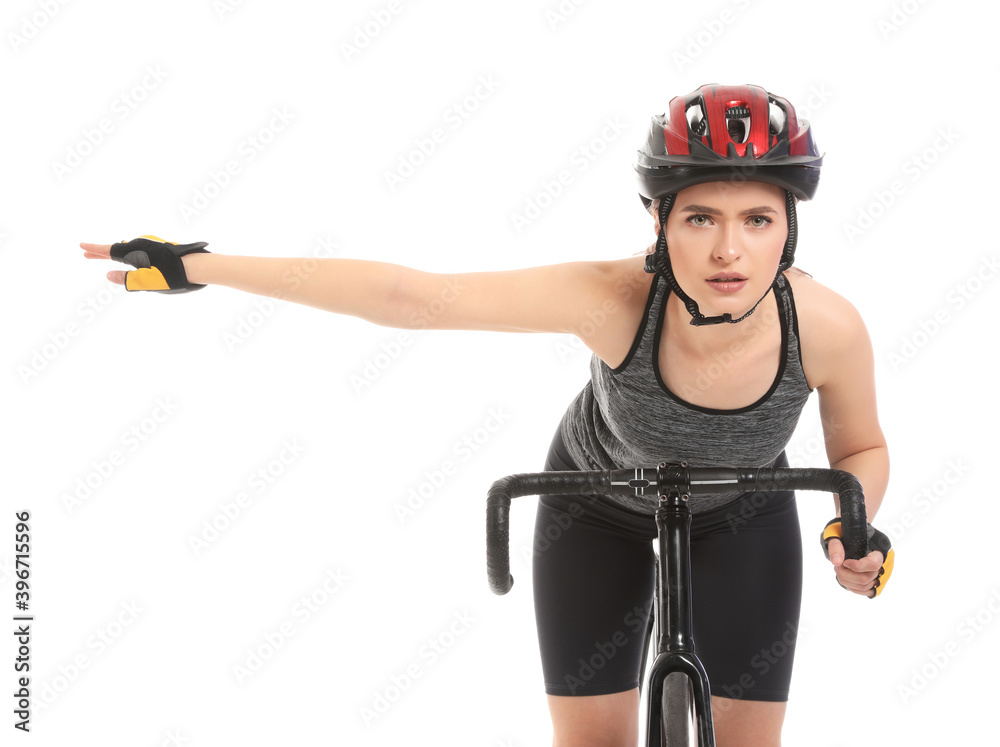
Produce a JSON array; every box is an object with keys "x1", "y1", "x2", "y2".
[
  {"x1": 887, "y1": 254, "x2": 997, "y2": 372},
  {"x1": 897, "y1": 587, "x2": 1000, "y2": 706},
  {"x1": 878, "y1": 0, "x2": 931, "y2": 39},
  {"x1": 7, "y1": 0, "x2": 71, "y2": 53},
  {"x1": 61, "y1": 399, "x2": 180, "y2": 514},
  {"x1": 360, "y1": 610, "x2": 476, "y2": 726},
  {"x1": 340, "y1": 0, "x2": 410, "y2": 64},
  {"x1": 672, "y1": 0, "x2": 751, "y2": 71},
  {"x1": 383, "y1": 76, "x2": 501, "y2": 192},
  {"x1": 394, "y1": 407, "x2": 511, "y2": 523},
  {"x1": 843, "y1": 127, "x2": 960, "y2": 245},
  {"x1": 177, "y1": 107, "x2": 295, "y2": 222},
  {"x1": 545, "y1": 0, "x2": 590, "y2": 29},
  {"x1": 509, "y1": 117, "x2": 627, "y2": 233},
  {"x1": 51, "y1": 66, "x2": 169, "y2": 182}
]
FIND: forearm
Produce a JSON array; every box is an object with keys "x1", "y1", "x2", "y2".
[
  {"x1": 830, "y1": 445, "x2": 889, "y2": 521},
  {"x1": 182, "y1": 253, "x2": 411, "y2": 328}
]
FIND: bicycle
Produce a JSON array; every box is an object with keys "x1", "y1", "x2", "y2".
[{"x1": 485, "y1": 461, "x2": 870, "y2": 746}]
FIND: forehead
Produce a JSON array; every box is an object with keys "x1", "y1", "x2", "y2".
[{"x1": 674, "y1": 180, "x2": 785, "y2": 205}]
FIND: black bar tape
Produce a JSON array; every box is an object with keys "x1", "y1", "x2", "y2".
[{"x1": 486, "y1": 471, "x2": 611, "y2": 595}]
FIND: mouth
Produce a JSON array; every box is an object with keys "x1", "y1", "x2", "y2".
[{"x1": 705, "y1": 273, "x2": 748, "y2": 293}]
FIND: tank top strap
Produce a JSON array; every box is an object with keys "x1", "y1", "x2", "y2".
[
  {"x1": 633, "y1": 272, "x2": 669, "y2": 361},
  {"x1": 773, "y1": 272, "x2": 809, "y2": 388},
  {"x1": 606, "y1": 270, "x2": 665, "y2": 375}
]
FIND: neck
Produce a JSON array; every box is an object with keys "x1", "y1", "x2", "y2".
[{"x1": 664, "y1": 282, "x2": 780, "y2": 357}]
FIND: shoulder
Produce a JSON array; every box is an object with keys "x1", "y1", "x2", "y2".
[
  {"x1": 783, "y1": 268, "x2": 872, "y2": 389},
  {"x1": 597, "y1": 254, "x2": 657, "y2": 305},
  {"x1": 568, "y1": 254, "x2": 655, "y2": 365},
  {"x1": 568, "y1": 253, "x2": 656, "y2": 314}
]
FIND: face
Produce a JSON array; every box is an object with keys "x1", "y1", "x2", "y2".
[{"x1": 659, "y1": 181, "x2": 787, "y2": 319}]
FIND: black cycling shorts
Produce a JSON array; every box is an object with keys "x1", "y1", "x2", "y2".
[{"x1": 532, "y1": 428, "x2": 803, "y2": 701}]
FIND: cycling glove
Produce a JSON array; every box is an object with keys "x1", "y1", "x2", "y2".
[{"x1": 110, "y1": 235, "x2": 210, "y2": 293}]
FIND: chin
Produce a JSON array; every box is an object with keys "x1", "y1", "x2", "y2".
[{"x1": 694, "y1": 285, "x2": 769, "y2": 318}]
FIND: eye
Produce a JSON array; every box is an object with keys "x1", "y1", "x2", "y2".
[
  {"x1": 748, "y1": 215, "x2": 773, "y2": 228},
  {"x1": 686, "y1": 214, "x2": 711, "y2": 227}
]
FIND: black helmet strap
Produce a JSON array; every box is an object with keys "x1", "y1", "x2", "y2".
[{"x1": 644, "y1": 189, "x2": 798, "y2": 326}]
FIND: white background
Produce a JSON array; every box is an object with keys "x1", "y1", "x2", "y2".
[{"x1": 1, "y1": 0, "x2": 997, "y2": 745}]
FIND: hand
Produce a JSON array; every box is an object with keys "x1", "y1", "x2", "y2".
[
  {"x1": 825, "y1": 537, "x2": 885, "y2": 597},
  {"x1": 80, "y1": 242, "x2": 127, "y2": 285},
  {"x1": 821, "y1": 518, "x2": 894, "y2": 598},
  {"x1": 80, "y1": 236, "x2": 209, "y2": 292}
]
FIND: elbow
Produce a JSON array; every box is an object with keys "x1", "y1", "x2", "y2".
[
  {"x1": 377, "y1": 264, "x2": 423, "y2": 330},
  {"x1": 374, "y1": 267, "x2": 469, "y2": 331},
  {"x1": 386, "y1": 268, "x2": 461, "y2": 330},
  {"x1": 829, "y1": 441, "x2": 889, "y2": 469}
]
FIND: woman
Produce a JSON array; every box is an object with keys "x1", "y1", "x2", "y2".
[{"x1": 82, "y1": 83, "x2": 892, "y2": 747}]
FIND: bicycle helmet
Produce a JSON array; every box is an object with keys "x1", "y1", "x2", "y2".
[{"x1": 634, "y1": 83, "x2": 823, "y2": 325}]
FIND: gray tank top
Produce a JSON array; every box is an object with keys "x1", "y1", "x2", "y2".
[{"x1": 558, "y1": 271, "x2": 813, "y2": 514}]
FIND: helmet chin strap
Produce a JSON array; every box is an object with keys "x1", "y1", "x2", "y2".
[{"x1": 644, "y1": 190, "x2": 798, "y2": 326}]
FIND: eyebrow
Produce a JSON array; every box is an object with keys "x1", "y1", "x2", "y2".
[{"x1": 679, "y1": 204, "x2": 778, "y2": 216}]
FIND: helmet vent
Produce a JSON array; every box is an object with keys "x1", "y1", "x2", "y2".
[
  {"x1": 725, "y1": 105, "x2": 750, "y2": 144},
  {"x1": 685, "y1": 103, "x2": 707, "y2": 136},
  {"x1": 768, "y1": 99, "x2": 786, "y2": 135}
]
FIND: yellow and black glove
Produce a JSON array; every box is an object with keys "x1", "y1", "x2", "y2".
[
  {"x1": 110, "y1": 235, "x2": 210, "y2": 293},
  {"x1": 821, "y1": 518, "x2": 895, "y2": 598}
]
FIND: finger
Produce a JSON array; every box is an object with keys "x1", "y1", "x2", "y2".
[
  {"x1": 832, "y1": 573, "x2": 871, "y2": 596},
  {"x1": 107, "y1": 270, "x2": 126, "y2": 285},
  {"x1": 826, "y1": 537, "x2": 844, "y2": 566},
  {"x1": 835, "y1": 559, "x2": 882, "y2": 594},
  {"x1": 833, "y1": 548, "x2": 884, "y2": 597},
  {"x1": 836, "y1": 568, "x2": 876, "y2": 589},
  {"x1": 835, "y1": 571, "x2": 877, "y2": 595},
  {"x1": 835, "y1": 577, "x2": 862, "y2": 595},
  {"x1": 842, "y1": 550, "x2": 884, "y2": 573},
  {"x1": 80, "y1": 242, "x2": 113, "y2": 259}
]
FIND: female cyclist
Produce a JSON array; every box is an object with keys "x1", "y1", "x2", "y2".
[{"x1": 81, "y1": 83, "x2": 893, "y2": 747}]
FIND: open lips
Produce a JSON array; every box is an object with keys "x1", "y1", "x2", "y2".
[{"x1": 705, "y1": 273, "x2": 747, "y2": 292}]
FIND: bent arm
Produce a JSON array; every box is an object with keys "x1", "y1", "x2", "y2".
[{"x1": 810, "y1": 297, "x2": 889, "y2": 521}]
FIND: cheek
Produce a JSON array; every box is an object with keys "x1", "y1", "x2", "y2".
[
  {"x1": 665, "y1": 232, "x2": 723, "y2": 287},
  {"x1": 763, "y1": 227, "x2": 788, "y2": 260},
  {"x1": 742, "y1": 220, "x2": 787, "y2": 262},
  {"x1": 664, "y1": 224, "x2": 709, "y2": 265}
]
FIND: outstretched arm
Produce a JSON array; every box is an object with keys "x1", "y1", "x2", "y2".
[
  {"x1": 81, "y1": 241, "x2": 635, "y2": 338},
  {"x1": 185, "y1": 252, "x2": 414, "y2": 328}
]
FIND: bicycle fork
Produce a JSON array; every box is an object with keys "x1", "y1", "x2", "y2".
[{"x1": 644, "y1": 490, "x2": 716, "y2": 747}]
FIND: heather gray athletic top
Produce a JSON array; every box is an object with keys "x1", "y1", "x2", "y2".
[{"x1": 558, "y1": 271, "x2": 813, "y2": 515}]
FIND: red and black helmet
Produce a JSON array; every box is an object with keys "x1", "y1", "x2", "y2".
[{"x1": 635, "y1": 83, "x2": 823, "y2": 208}]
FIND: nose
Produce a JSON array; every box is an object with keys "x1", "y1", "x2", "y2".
[{"x1": 713, "y1": 222, "x2": 743, "y2": 263}]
